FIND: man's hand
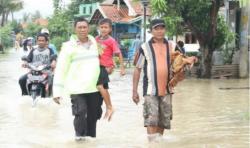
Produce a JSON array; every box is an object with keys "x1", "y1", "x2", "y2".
[
  {"x1": 132, "y1": 91, "x2": 140, "y2": 105},
  {"x1": 53, "y1": 97, "x2": 61, "y2": 105},
  {"x1": 51, "y1": 60, "x2": 56, "y2": 69}
]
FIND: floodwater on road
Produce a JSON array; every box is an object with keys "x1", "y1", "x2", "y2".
[{"x1": 0, "y1": 50, "x2": 249, "y2": 148}]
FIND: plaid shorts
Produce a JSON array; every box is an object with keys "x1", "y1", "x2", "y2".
[{"x1": 143, "y1": 95, "x2": 173, "y2": 129}]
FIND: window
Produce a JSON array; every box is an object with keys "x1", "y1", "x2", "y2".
[
  {"x1": 89, "y1": 6, "x2": 92, "y2": 14},
  {"x1": 83, "y1": 7, "x2": 86, "y2": 14},
  {"x1": 185, "y1": 33, "x2": 197, "y2": 44}
]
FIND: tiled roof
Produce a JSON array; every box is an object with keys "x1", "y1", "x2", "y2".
[
  {"x1": 100, "y1": 4, "x2": 134, "y2": 23},
  {"x1": 21, "y1": 18, "x2": 48, "y2": 29},
  {"x1": 34, "y1": 18, "x2": 48, "y2": 27},
  {"x1": 90, "y1": 0, "x2": 151, "y2": 24}
]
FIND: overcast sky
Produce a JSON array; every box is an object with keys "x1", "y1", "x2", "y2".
[{"x1": 14, "y1": 0, "x2": 70, "y2": 20}]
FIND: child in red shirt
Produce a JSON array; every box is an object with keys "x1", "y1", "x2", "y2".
[{"x1": 96, "y1": 18, "x2": 125, "y2": 121}]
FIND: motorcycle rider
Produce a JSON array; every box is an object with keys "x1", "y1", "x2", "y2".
[{"x1": 18, "y1": 33, "x2": 56, "y2": 97}]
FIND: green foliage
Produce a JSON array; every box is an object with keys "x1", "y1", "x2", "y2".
[
  {"x1": 221, "y1": 47, "x2": 234, "y2": 64},
  {"x1": 23, "y1": 22, "x2": 43, "y2": 38},
  {"x1": 151, "y1": 0, "x2": 212, "y2": 37},
  {"x1": 0, "y1": 24, "x2": 13, "y2": 47},
  {"x1": 213, "y1": 15, "x2": 235, "y2": 49},
  {"x1": 48, "y1": 11, "x2": 71, "y2": 39},
  {"x1": 49, "y1": 0, "x2": 106, "y2": 52},
  {"x1": 89, "y1": 24, "x2": 98, "y2": 37},
  {"x1": 151, "y1": 0, "x2": 231, "y2": 77},
  {"x1": 121, "y1": 39, "x2": 132, "y2": 50},
  {"x1": 10, "y1": 20, "x2": 23, "y2": 34},
  {"x1": 47, "y1": 11, "x2": 72, "y2": 51},
  {"x1": 213, "y1": 15, "x2": 235, "y2": 64},
  {"x1": 51, "y1": 36, "x2": 67, "y2": 51}
]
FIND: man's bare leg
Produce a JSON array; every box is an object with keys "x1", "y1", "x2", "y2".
[
  {"x1": 157, "y1": 127, "x2": 164, "y2": 135},
  {"x1": 147, "y1": 126, "x2": 161, "y2": 142}
]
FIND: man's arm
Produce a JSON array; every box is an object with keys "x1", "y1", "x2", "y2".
[
  {"x1": 132, "y1": 67, "x2": 141, "y2": 105},
  {"x1": 26, "y1": 48, "x2": 34, "y2": 63},
  {"x1": 53, "y1": 43, "x2": 71, "y2": 104}
]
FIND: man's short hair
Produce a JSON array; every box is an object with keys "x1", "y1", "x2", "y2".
[
  {"x1": 37, "y1": 33, "x2": 48, "y2": 41},
  {"x1": 74, "y1": 17, "x2": 89, "y2": 27},
  {"x1": 98, "y1": 18, "x2": 112, "y2": 27},
  {"x1": 150, "y1": 19, "x2": 165, "y2": 30}
]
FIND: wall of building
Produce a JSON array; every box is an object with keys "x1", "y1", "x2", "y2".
[{"x1": 239, "y1": 2, "x2": 249, "y2": 78}]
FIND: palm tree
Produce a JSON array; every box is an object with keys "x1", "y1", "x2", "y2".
[
  {"x1": 0, "y1": 0, "x2": 23, "y2": 26},
  {"x1": 9, "y1": 0, "x2": 24, "y2": 21}
]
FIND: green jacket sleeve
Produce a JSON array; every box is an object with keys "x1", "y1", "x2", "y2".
[{"x1": 53, "y1": 42, "x2": 71, "y2": 98}]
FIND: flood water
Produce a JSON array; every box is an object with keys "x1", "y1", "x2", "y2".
[{"x1": 0, "y1": 49, "x2": 249, "y2": 148}]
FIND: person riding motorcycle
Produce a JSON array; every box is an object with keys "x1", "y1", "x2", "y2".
[{"x1": 18, "y1": 33, "x2": 56, "y2": 97}]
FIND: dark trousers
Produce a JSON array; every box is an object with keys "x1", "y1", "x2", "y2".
[
  {"x1": 70, "y1": 92, "x2": 102, "y2": 137},
  {"x1": 19, "y1": 73, "x2": 28, "y2": 95}
]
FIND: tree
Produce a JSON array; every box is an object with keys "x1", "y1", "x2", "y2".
[
  {"x1": 22, "y1": 12, "x2": 31, "y2": 23},
  {"x1": 31, "y1": 10, "x2": 42, "y2": 21},
  {"x1": 151, "y1": 0, "x2": 233, "y2": 78},
  {"x1": 0, "y1": 23, "x2": 13, "y2": 47},
  {"x1": 8, "y1": 0, "x2": 23, "y2": 21},
  {"x1": 10, "y1": 20, "x2": 23, "y2": 34},
  {"x1": 48, "y1": 11, "x2": 71, "y2": 50},
  {"x1": 23, "y1": 22, "x2": 43, "y2": 38},
  {"x1": 0, "y1": 0, "x2": 23, "y2": 26}
]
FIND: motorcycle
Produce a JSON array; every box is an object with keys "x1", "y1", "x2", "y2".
[{"x1": 21, "y1": 55, "x2": 56, "y2": 106}]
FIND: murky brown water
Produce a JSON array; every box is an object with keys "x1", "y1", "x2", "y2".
[{"x1": 0, "y1": 50, "x2": 249, "y2": 148}]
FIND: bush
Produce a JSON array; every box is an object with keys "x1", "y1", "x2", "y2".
[
  {"x1": 0, "y1": 24, "x2": 14, "y2": 48},
  {"x1": 23, "y1": 23, "x2": 43, "y2": 38},
  {"x1": 50, "y1": 36, "x2": 67, "y2": 51},
  {"x1": 89, "y1": 25, "x2": 98, "y2": 37}
]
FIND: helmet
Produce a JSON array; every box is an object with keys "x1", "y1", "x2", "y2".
[
  {"x1": 27, "y1": 37, "x2": 33, "y2": 40},
  {"x1": 41, "y1": 28, "x2": 49, "y2": 35}
]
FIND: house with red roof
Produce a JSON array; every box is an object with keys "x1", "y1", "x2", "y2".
[{"x1": 89, "y1": 0, "x2": 151, "y2": 40}]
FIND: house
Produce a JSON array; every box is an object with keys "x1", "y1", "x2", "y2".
[
  {"x1": 74, "y1": 2, "x2": 99, "y2": 20},
  {"x1": 175, "y1": 31, "x2": 200, "y2": 53},
  {"x1": 34, "y1": 18, "x2": 48, "y2": 27},
  {"x1": 89, "y1": 0, "x2": 151, "y2": 41},
  {"x1": 21, "y1": 18, "x2": 48, "y2": 29}
]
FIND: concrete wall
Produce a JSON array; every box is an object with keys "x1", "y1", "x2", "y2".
[{"x1": 239, "y1": 3, "x2": 249, "y2": 78}]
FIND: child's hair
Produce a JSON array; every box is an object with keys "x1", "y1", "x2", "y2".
[{"x1": 98, "y1": 18, "x2": 112, "y2": 27}]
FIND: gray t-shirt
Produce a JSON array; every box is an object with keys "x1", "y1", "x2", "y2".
[{"x1": 27, "y1": 47, "x2": 53, "y2": 65}]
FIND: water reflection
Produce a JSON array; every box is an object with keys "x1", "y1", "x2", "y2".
[{"x1": 0, "y1": 50, "x2": 249, "y2": 147}]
